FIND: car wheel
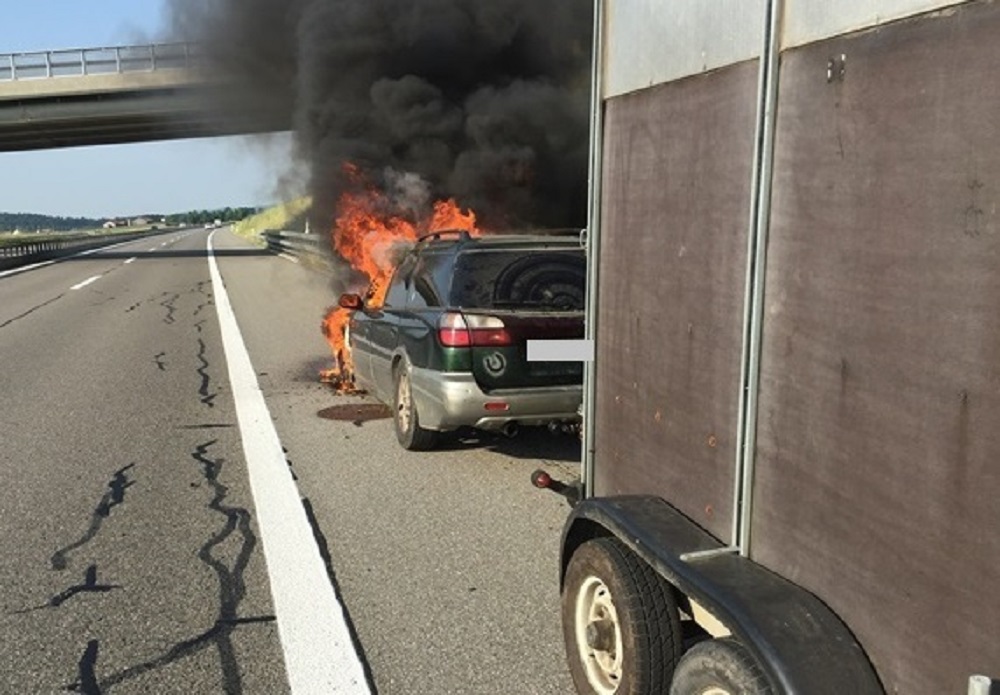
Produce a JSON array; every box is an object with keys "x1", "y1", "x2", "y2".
[
  {"x1": 669, "y1": 637, "x2": 771, "y2": 695},
  {"x1": 393, "y1": 360, "x2": 438, "y2": 451},
  {"x1": 563, "y1": 537, "x2": 683, "y2": 695}
]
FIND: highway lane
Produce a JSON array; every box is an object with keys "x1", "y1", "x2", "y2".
[
  {"x1": 0, "y1": 229, "x2": 288, "y2": 693},
  {"x1": 0, "y1": 228, "x2": 580, "y2": 694}
]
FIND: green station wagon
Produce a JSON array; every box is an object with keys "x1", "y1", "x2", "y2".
[{"x1": 339, "y1": 230, "x2": 586, "y2": 450}]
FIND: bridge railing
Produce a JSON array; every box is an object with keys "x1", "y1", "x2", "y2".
[{"x1": 0, "y1": 43, "x2": 199, "y2": 81}]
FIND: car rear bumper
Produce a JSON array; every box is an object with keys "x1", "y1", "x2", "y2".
[{"x1": 410, "y1": 368, "x2": 582, "y2": 431}]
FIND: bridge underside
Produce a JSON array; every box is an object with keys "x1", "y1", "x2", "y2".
[
  {"x1": 0, "y1": 89, "x2": 290, "y2": 151},
  {"x1": 0, "y1": 72, "x2": 290, "y2": 151}
]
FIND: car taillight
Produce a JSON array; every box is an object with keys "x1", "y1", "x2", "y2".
[
  {"x1": 438, "y1": 312, "x2": 513, "y2": 347},
  {"x1": 466, "y1": 314, "x2": 513, "y2": 346},
  {"x1": 439, "y1": 312, "x2": 471, "y2": 347}
]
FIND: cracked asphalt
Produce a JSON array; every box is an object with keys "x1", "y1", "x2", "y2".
[{"x1": 0, "y1": 228, "x2": 579, "y2": 694}]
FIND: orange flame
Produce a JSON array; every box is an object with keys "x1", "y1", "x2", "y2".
[{"x1": 321, "y1": 166, "x2": 478, "y2": 390}]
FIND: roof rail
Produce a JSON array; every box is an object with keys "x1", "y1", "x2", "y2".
[
  {"x1": 415, "y1": 229, "x2": 472, "y2": 245},
  {"x1": 532, "y1": 227, "x2": 585, "y2": 236}
]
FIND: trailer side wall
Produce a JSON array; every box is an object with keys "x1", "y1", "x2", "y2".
[
  {"x1": 594, "y1": 0, "x2": 1000, "y2": 692},
  {"x1": 593, "y1": 61, "x2": 758, "y2": 543},
  {"x1": 751, "y1": 4, "x2": 1000, "y2": 692}
]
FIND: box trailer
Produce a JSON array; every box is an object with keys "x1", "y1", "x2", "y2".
[{"x1": 541, "y1": 1, "x2": 1000, "y2": 693}]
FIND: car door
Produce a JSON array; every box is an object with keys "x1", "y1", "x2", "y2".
[
  {"x1": 367, "y1": 258, "x2": 414, "y2": 399},
  {"x1": 346, "y1": 310, "x2": 374, "y2": 390}
]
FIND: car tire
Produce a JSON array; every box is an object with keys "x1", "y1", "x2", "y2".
[
  {"x1": 393, "y1": 359, "x2": 438, "y2": 451},
  {"x1": 563, "y1": 537, "x2": 683, "y2": 695},
  {"x1": 669, "y1": 637, "x2": 772, "y2": 695}
]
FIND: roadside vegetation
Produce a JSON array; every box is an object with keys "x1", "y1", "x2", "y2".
[{"x1": 231, "y1": 197, "x2": 312, "y2": 245}]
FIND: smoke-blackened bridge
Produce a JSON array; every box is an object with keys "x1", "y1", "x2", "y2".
[{"x1": 0, "y1": 43, "x2": 289, "y2": 151}]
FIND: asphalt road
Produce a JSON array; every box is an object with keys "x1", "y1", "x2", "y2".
[{"x1": 0, "y1": 228, "x2": 580, "y2": 694}]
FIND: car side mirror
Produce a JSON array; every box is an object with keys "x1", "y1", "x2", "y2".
[{"x1": 338, "y1": 293, "x2": 364, "y2": 310}]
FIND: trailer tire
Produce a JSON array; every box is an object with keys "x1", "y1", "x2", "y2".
[
  {"x1": 563, "y1": 537, "x2": 682, "y2": 695},
  {"x1": 393, "y1": 359, "x2": 437, "y2": 451},
  {"x1": 669, "y1": 637, "x2": 771, "y2": 695}
]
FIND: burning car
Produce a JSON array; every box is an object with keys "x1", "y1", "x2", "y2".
[{"x1": 337, "y1": 230, "x2": 586, "y2": 450}]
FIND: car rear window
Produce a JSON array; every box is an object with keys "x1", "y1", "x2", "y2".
[{"x1": 448, "y1": 247, "x2": 586, "y2": 311}]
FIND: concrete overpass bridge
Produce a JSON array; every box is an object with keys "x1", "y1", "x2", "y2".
[{"x1": 0, "y1": 43, "x2": 290, "y2": 151}]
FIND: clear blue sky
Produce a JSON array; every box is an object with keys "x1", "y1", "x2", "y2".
[{"x1": 0, "y1": 0, "x2": 296, "y2": 219}]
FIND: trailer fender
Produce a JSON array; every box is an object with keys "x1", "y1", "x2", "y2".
[{"x1": 560, "y1": 496, "x2": 884, "y2": 695}]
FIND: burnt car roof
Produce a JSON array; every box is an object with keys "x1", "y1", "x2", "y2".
[{"x1": 413, "y1": 229, "x2": 584, "y2": 254}]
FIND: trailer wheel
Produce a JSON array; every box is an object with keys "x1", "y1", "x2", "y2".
[
  {"x1": 563, "y1": 537, "x2": 682, "y2": 695},
  {"x1": 669, "y1": 637, "x2": 771, "y2": 695},
  {"x1": 393, "y1": 360, "x2": 437, "y2": 451}
]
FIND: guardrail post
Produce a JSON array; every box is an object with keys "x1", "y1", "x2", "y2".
[
  {"x1": 45, "y1": 51, "x2": 52, "y2": 78},
  {"x1": 9, "y1": 54, "x2": 16, "y2": 80},
  {"x1": 81, "y1": 49, "x2": 87, "y2": 76},
  {"x1": 115, "y1": 46, "x2": 122, "y2": 73},
  {"x1": 149, "y1": 44, "x2": 156, "y2": 71}
]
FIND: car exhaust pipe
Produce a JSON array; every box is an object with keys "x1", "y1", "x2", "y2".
[
  {"x1": 548, "y1": 421, "x2": 581, "y2": 436},
  {"x1": 501, "y1": 422, "x2": 520, "y2": 438}
]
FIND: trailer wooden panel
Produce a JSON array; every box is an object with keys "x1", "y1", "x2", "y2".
[
  {"x1": 751, "y1": 4, "x2": 1000, "y2": 692},
  {"x1": 593, "y1": 62, "x2": 759, "y2": 543}
]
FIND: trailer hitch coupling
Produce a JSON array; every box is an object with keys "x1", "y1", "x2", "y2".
[{"x1": 530, "y1": 469, "x2": 582, "y2": 507}]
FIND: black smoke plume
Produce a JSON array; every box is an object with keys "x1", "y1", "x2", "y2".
[{"x1": 168, "y1": 0, "x2": 592, "y2": 232}]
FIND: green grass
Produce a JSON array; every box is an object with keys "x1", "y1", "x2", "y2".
[{"x1": 231, "y1": 197, "x2": 312, "y2": 245}]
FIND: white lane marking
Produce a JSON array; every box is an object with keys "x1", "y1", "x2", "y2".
[
  {"x1": 0, "y1": 259, "x2": 56, "y2": 278},
  {"x1": 206, "y1": 232, "x2": 370, "y2": 695},
  {"x1": 70, "y1": 275, "x2": 102, "y2": 291},
  {"x1": 124, "y1": 257, "x2": 137, "y2": 265},
  {"x1": 278, "y1": 253, "x2": 300, "y2": 264}
]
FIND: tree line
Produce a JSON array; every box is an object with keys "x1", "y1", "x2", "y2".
[
  {"x1": 0, "y1": 212, "x2": 104, "y2": 232},
  {"x1": 0, "y1": 207, "x2": 263, "y2": 233},
  {"x1": 165, "y1": 207, "x2": 262, "y2": 226}
]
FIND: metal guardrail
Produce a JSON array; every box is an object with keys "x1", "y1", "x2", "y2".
[
  {"x1": 0, "y1": 229, "x2": 325, "y2": 273},
  {"x1": 263, "y1": 230, "x2": 336, "y2": 270},
  {"x1": 0, "y1": 43, "x2": 199, "y2": 82},
  {"x1": 0, "y1": 230, "x2": 167, "y2": 271}
]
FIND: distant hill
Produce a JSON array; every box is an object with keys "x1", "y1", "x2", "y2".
[{"x1": 0, "y1": 212, "x2": 105, "y2": 233}]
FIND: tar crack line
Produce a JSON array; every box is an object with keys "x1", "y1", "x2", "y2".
[
  {"x1": 193, "y1": 280, "x2": 214, "y2": 316},
  {"x1": 196, "y1": 337, "x2": 218, "y2": 407},
  {"x1": 159, "y1": 292, "x2": 180, "y2": 324},
  {"x1": 51, "y1": 464, "x2": 136, "y2": 571},
  {"x1": 0, "y1": 293, "x2": 66, "y2": 330},
  {"x1": 12, "y1": 564, "x2": 120, "y2": 614},
  {"x1": 66, "y1": 639, "x2": 101, "y2": 695},
  {"x1": 65, "y1": 442, "x2": 271, "y2": 694}
]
